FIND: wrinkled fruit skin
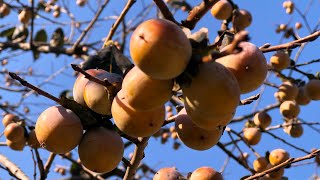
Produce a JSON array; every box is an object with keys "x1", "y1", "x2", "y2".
[
  {"x1": 35, "y1": 106, "x2": 83, "y2": 154},
  {"x1": 83, "y1": 70, "x2": 123, "y2": 115},
  {"x1": 305, "y1": 79, "x2": 320, "y2": 100},
  {"x1": 190, "y1": 166, "x2": 223, "y2": 180},
  {"x1": 243, "y1": 127, "x2": 261, "y2": 145},
  {"x1": 253, "y1": 111, "x2": 272, "y2": 129},
  {"x1": 270, "y1": 51, "x2": 291, "y2": 71},
  {"x1": 121, "y1": 66, "x2": 173, "y2": 111},
  {"x1": 130, "y1": 19, "x2": 192, "y2": 80},
  {"x1": 279, "y1": 100, "x2": 300, "y2": 119},
  {"x1": 216, "y1": 42, "x2": 267, "y2": 94},
  {"x1": 112, "y1": 90, "x2": 165, "y2": 137},
  {"x1": 253, "y1": 157, "x2": 268, "y2": 173},
  {"x1": 78, "y1": 127, "x2": 124, "y2": 173},
  {"x1": 210, "y1": 0, "x2": 233, "y2": 20},
  {"x1": 269, "y1": 149, "x2": 290, "y2": 166},
  {"x1": 153, "y1": 167, "x2": 183, "y2": 180},
  {"x1": 183, "y1": 62, "x2": 240, "y2": 130},
  {"x1": 175, "y1": 108, "x2": 223, "y2": 151}
]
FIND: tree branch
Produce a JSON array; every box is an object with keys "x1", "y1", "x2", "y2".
[{"x1": 0, "y1": 154, "x2": 29, "y2": 180}]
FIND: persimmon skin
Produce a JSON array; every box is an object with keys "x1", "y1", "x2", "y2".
[
  {"x1": 295, "y1": 86, "x2": 311, "y2": 105},
  {"x1": 153, "y1": 167, "x2": 183, "y2": 180},
  {"x1": 111, "y1": 90, "x2": 165, "y2": 137},
  {"x1": 243, "y1": 127, "x2": 261, "y2": 145},
  {"x1": 83, "y1": 71, "x2": 122, "y2": 115},
  {"x1": 283, "y1": 120, "x2": 303, "y2": 138},
  {"x1": 270, "y1": 51, "x2": 291, "y2": 71},
  {"x1": 269, "y1": 149, "x2": 290, "y2": 166},
  {"x1": 279, "y1": 100, "x2": 300, "y2": 119},
  {"x1": 27, "y1": 130, "x2": 41, "y2": 149},
  {"x1": 121, "y1": 66, "x2": 173, "y2": 111},
  {"x1": 130, "y1": 19, "x2": 192, "y2": 80},
  {"x1": 2, "y1": 113, "x2": 19, "y2": 127},
  {"x1": 276, "y1": 81, "x2": 298, "y2": 102},
  {"x1": 6, "y1": 138, "x2": 26, "y2": 151},
  {"x1": 175, "y1": 108, "x2": 223, "y2": 151},
  {"x1": 78, "y1": 127, "x2": 124, "y2": 173},
  {"x1": 4, "y1": 123, "x2": 25, "y2": 143},
  {"x1": 253, "y1": 157, "x2": 268, "y2": 173},
  {"x1": 216, "y1": 42, "x2": 267, "y2": 94},
  {"x1": 35, "y1": 106, "x2": 83, "y2": 154},
  {"x1": 233, "y1": 9, "x2": 252, "y2": 30},
  {"x1": 305, "y1": 79, "x2": 320, "y2": 100},
  {"x1": 189, "y1": 166, "x2": 223, "y2": 180},
  {"x1": 253, "y1": 111, "x2": 272, "y2": 129},
  {"x1": 73, "y1": 69, "x2": 106, "y2": 106},
  {"x1": 210, "y1": 0, "x2": 233, "y2": 20},
  {"x1": 183, "y1": 62, "x2": 240, "y2": 130}
]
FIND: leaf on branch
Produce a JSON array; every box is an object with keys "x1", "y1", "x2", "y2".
[
  {"x1": 0, "y1": 27, "x2": 15, "y2": 40},
  {"x1": 81, "y1": 42, "x2": 132, "y2": 76},
  {"x1": 50, "y1": 28, "x2": 64, "y2": 48},
  {"x1": 34, "y1": 29, "x2": 48, "y2": 43},
  {"x1": 12, "y1": 25, "x2": 29, "y2": 43}
]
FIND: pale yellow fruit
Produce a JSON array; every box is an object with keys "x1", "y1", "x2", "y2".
[
  {"x1": 4, "y1": 123, "x2": 25, "y2": 143},
  {"x1": 276, "y1": 81, "x2": 298, "y2": 102},
  {"x1": 243, "y1": 127, "x2": 261, "y2": 145},
  {"x1": 153, "y1": 167, "x2": 183, "y2": 180},
  {"x1": 270, "y1": 51, "x2": 291, "y2": 71},
  {"x1": 283, "y1": 120, "x2": 303, "y2": 138},
  {"x1": 295, "y1": 86, "x2": 311, "y2": 105},
  {"x1": 269, "y1": 149, "x2": 290, "y2": 166},
  {"x1": 253, "y1": 111, "x2": 272, "y2": 129},
  {"x1": 190, "y1": 166, "x2": 223, "y2": 180},
  {"x1": 253, "y1": 157, "x2": 268, "y2": 173},
  {"x1": 2, "y1": 114, "x2": 19, "y2": 127},
  {"x1": 210, "y1": 0, "x2": 233, "y2": 20},
  {"x1": 305, "y1": 79, "x2": 320, "y2": 100},
  {"x1": 233, "y1": 9, "x2": 252, "y2": 30},
  {"x1": 279, "y1": 100, "x2": 300, "y2": 119}
]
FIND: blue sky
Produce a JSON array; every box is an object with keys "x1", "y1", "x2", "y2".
[{"x1": 0, "y1": 0, "x2": 320, "y2": 179}]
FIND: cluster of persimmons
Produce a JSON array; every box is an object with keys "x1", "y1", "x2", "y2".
[{"x1": 2, "y1": 0, "x2": 320, "y2": 179}]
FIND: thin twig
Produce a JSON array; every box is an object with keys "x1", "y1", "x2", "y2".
[
  {"x1": 153, "y1": 0, "x2": 179, "y2": 25},
  {"x1": 260, "y1": 31, "x2": 320, "y2": 52},
  {"x1": 244, "y1": 149, "x2": 320, "y2": 180},
  {"x1": 34, "y1": 149, "x2": 45, "y2": 180},
  {"x1": 123, "y1": 137, "x2": 150, "y2": 180},
  {"x1": 240, "y1": 94, "x2": 260, "y2": 105},
  {"x1": 44, "y1": 153, "x2": 56, "y2": 177},
  {"x1": 0, "y1": 154, "x2": 29, "y2": 180},
  {"x1": 105, "y1": 0, "x2": 137, "y2": 45},
  {"x1": 72, "y1": 0, "x2": 110, "y2": 50}
]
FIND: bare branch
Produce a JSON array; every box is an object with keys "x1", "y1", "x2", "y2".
[{"x1": 0, "y1": 154, "x2": 29, "y2": 180}]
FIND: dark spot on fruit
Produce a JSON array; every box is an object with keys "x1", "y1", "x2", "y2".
[
  {"x1": 200, "y1": 135, "x2": 205, "y2": 140},
  {"x1": 139, "y1": 33, "x2": 148, "y2": 43},
  {"x1": 149, "y1": 123, "x2": 154, "y2": 127}
]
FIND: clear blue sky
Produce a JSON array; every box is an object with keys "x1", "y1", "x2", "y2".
[{"x1": 0, "y1": 0, "x2": 320, "y2": 179}]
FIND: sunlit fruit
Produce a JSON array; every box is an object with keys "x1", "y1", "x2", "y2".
[
  {"x1": 35, "y1": 106, "x2": 83, "y2": 154},
  {"x1": 183, "y1": 61, "x2": 240, "y2": 130},
  {"x1": 305, "y1": 79, "x2": 320, "y2": 100},
  {"x1": 279, "y1": 100, "x2": 300, "y2": 119},
  {"x1": 121, "y1": 66, "x2": 173, "y2": 111},
  {"x1": 283, "y1": 120, "x2": 303, "y2": 138},
  {"x1": 2, "y1": 113, "x2": 19, "y2": 127},
  {"x1": 73, "y1": 69, "x2": 108, "y2": 106},
  {"x1": 111, "y1": 90, "x2": 165, "y2": 137},
  {"x1": 269, "y1": 149, "x2": 290, "y2": 166},
  {"x1": 18, "y1": 9, "x2": 32, "y2": 24},
  {"x1": 130, "y1": 19, "x2": 192, "y2": 80},
  {"x1": 276, "y1": 81, "x2": 298, "y2": 102},
  {"x1": 253, "y1": 111, "x2": 272, "y2": 129},
  {"x1": 253, "y1": 157, "x2": 268, "y2": 173},
  {"x1": 189, "y1": 166, "x2": 223, "y2": 180},
  {"x1": 216, "y1": 42, "x2": 267, "y2": 94},
  {"x1": 295, "y1": 22, "x2": 302, "y2": 29},
  {"x1": 83, "y1": 71, "x2": 122, "y2": 115},
  {"x1": 175, "y1": 108, "x2": 223, "y2": 151},
  {"x1": 153, "y1": 167, "x2": 183, "y2": 180},
  {"x1": 270, "y1": 51, "x2": 291, "y2": 71},
  {"x1": 233, "y1": 9, "x2": 252, "y2": 30},
  {"x1": 6, "y1": 138, "x2": 26, "y2": 151},
  {"x1": 295, "y1": 86, "x2": 311, "y2": 105},
  {"x1": 27, "y1": 130, "x2": 41, "y2": 148},
  {"x1": 210, "y1": 0, "x2": 233, "y2": 20},
  {"x1": 78, "y1": 127, "x2": 124, "y2": 173},
  {"x1": 243, "y1": 127, "x2": 261, "y2": 145},
  {"x1": 4, "y1": 123, "x2": 25, "y2": 142}
]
